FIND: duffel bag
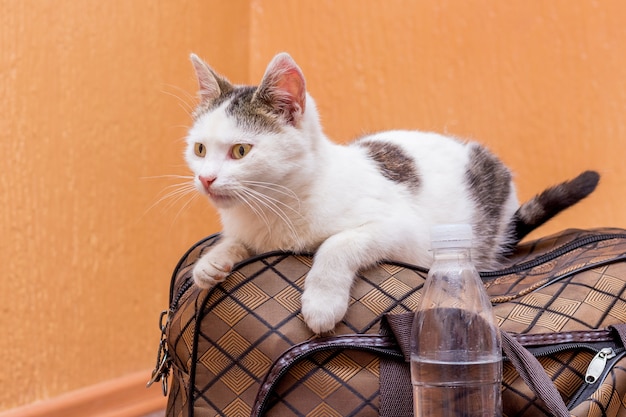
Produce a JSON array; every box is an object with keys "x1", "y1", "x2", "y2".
[{"x1": 152, "y1": 228, "x2": 626, "y2": 417}]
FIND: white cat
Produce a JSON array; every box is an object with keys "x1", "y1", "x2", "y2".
[{"x1": 184, "y1": 52, "x2": 598, "y2": 334}]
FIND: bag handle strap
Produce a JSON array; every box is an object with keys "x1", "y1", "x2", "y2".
[
  {"x1": 609, "y1": 323, "x2": 626, "y2": 346},
  {"x1": 500, "y1": 330, "x2": 571, "y2": 417},
  {"x1": 494, "y1": 324, "x2": 626, "y2": 417},
  {"x1": 251, "y1": 334, "x2": 403, "y2": 417}
]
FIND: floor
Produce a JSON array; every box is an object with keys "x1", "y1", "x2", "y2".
[{"x1": 142, "y1": 411, "x2": 165, "y2": 417}]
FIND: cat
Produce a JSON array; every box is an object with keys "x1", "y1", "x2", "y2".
[{"x1": 184, "y1": 52, "x2": 599, "y2": 334}]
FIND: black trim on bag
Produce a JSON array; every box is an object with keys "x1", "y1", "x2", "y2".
[
  {"x1": 163, "y1": 228, "x2": 626, "y2": 416},
  {"x1": 168, "y1": 230, "x2": 626, "y2": 317}
]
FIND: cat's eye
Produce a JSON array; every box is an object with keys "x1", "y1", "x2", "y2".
[
  {"x1": 194, "y1": 143, "x2": 206, "y2": 157},
  {"x1": 231, "y1": 143, "x2": 252, "y2": 159}
]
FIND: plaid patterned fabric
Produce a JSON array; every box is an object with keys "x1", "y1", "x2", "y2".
[{"x1": 165, "y1": 228, "x2": 626, "y2": 417}]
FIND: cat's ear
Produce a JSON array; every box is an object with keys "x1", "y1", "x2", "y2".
[
  {"x1": 253, "y1": 53, "x2": 306, "y2": 126},
  {"x1": 190, "y1": 53, "x2": 233, "y2": 104}
]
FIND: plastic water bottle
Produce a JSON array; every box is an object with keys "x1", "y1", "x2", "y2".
[{"x1": 410, "y1": 224, "x2": 502, "y2": 417}]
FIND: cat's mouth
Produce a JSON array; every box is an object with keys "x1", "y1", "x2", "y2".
[{"x1": 207, "y1": 190, "x2": 236, "y2": 205}]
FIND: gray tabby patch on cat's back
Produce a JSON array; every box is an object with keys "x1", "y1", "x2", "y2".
[
  {"x1": 465, "y1": 144, "x2": 512, "y2": 216},
  {"x1": 465, "y1": 144, "x2": 513, "y2": 263},
  {"x1": 358, "y1": 140, "x2": 421, "y2": 190}
]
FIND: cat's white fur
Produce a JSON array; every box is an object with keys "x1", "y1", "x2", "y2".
[{"x1": 185, "y1": 53, "x2": 519, "y2": 334}]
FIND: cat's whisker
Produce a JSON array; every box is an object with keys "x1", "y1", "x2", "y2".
[
  {"x1": 240, "y1": 183, "x2": 303, "y2": 217},
  {"x1": 160, "y1": 84, "x2": 196, "y2": 116},
  {"x1": 165, "y1": 184, "x2": 198, "y2": 207},
  {"x1": 172, "y1": 190, "x2": 201, "y2": 224},
  {"x1": 140, "y1": 173, "x2": 196, "y2": 213},
  {"x1": 240, "y1": 180, "x2": 301, "y2": 209},
  {"x1": 242, "y1": 190, "x2": 303, "y2": 234},
  {"x1": 161, "y1": 93, "x2": 194, "y2": 117},
  {"x1": 161, "y1": 83, "x2": 197, "y2": 102},
  {"x1": 239, "y1": 187, "x2": 302, "y2": 246},
  {"x1": 159, "y1": 184, "x2": 197, "y2": 197},
  {"x1": 141, "y1": 174, "x2": 194, "y2": 181},
  {"x1": 157, "y1": 191, "x2": 195, "y2": 214},
  {"x1": 144, "y1": 182, "x2": 198, "y2": 215},
  {"x1": 238, "y1": 188, "x2": 295, "y2": 242},
  {"x1": 232, "y1": 190, "x2": 274, "y2": 240},
  {"x1": 240, "y1": 180, "x2": 298, "y2": 197}
]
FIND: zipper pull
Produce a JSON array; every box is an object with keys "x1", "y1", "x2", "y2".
[
  {"x1": 585, "y1": 347, "x2": 616, "y2": 384},
  {"x1": 147, "y1": 310, "x2": 172, "y2": 396}
]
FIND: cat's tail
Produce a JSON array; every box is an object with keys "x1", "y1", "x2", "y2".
[{"x1": 509, "y1": 170, "x2": 600, "y2": 245}]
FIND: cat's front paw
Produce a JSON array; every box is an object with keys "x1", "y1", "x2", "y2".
[
  {"x1": 191, "y1": 238, "x2": 250, "y2": 289},
  {"x1": 301, "y1": 286, "x2": 350, "y2": 334},
  {"x1": 192, "y1": 254, "x2": 233, "y2": 289}
]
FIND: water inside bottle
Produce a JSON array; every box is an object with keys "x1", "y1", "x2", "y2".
[
  {"x1": 411, "y1": 307, "x2": 502, "y2": 417},
  {"x1": 411, "y1": 356, "x2": 502, "y2": 417}
]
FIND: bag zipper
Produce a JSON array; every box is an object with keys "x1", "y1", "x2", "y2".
[
  {"x1": 148, "y1": 234, "x2": 221, "y2": 396},
  {"x1": 504, "y1": 336, "x2": 626, "y2": 410},
  {"x1": 585, "y1": 347, "x2": 618, "y2": 384},
  {"x1": 506, "y1": 341, "x2": 623, "y2": 360},
  {"x1": 170, "y1": 277, "x2": 194, "y2": 313},
  {"x1": 481, "y1": 232, "x2": 626, "y2": 279},
  {"x1": 505, "y1": 341, "x2": 626, "y2": 383},
  {"x1": 569, "y1": 347, "x2": 626, "y2": 409},
  {"x1": 506, "y1": 341, "x2": 626, "y2": 390}
]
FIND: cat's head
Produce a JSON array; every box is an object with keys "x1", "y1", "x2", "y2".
[{"x1": 185, "y1": 53, "x2": 320, "y2": 210}]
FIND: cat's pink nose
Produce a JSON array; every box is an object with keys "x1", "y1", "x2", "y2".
[{"x1": 199, "y1": 176, "x2": 216, "y2": 192}]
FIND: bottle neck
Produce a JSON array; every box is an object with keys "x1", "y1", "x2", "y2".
[{"x1": 432, "y1": 247, "x2": 472, "y2": 263}]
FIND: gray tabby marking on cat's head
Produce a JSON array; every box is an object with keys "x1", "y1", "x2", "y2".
[
  {"x1": 358, "y1": 139, "x2": 421, "y2": 189},
  {"x1": 190, "y1": 53, "x2": 305, "y2": 134},
  {"x1": 225, "y1": 86, "x2": 284, "y2": 134}
]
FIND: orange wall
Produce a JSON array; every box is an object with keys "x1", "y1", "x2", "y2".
[
  {"x1": 0, "y1": 0, "x2": 247, "y2": 410},
  {"x1": 243, "y1": 0, "x2": 626, "y2": 238},
  {"x1": 2, "y1": 0, "x2": 626, "y2": 411}
]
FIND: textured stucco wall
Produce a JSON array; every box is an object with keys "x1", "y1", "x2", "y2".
[
  {"x1": 243, "y1": 0, "x2": 626, "y2": 238},
  {"x1": 2, "y1": 0, "x2": 626, "y2": 411},
  {"x1": 0, "y1": 0, "x2": 247, "y2": 410}
]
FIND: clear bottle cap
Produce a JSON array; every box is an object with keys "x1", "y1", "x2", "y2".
[{"x1": 430, "y1": 224, "x2": 473, "y2": 249}]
